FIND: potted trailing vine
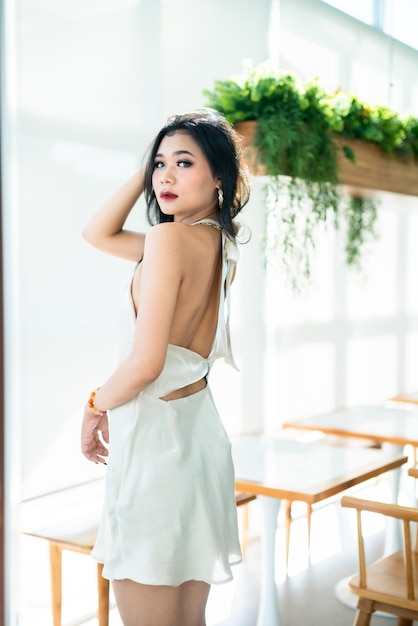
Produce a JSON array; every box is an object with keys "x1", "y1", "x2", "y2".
[{"x1": 203, "y1": 63, "x2": 418, "y2": 288}]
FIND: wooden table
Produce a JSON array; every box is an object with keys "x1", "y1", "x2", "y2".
[
  {"x1": 390, "y1": 391, "x2": 418, "y2": 406},
  {"x1": 282, "y1": 405, "x2": 418, "y2": 546},
  {"x1": 231, "y1": 435, "x2": 407, "y2": 626},
  {"x1": 282, "y1": 405, "x2": 418, "y2": 450},
  {"x1": 282, "y1": 405, "x2": 418, "y2": 612}
]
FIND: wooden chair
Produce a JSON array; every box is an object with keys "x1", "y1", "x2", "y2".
[
  {"x1": 24, "y1": 512, "x2": 109, "y2": 626},
  {"x1": 235, "y1": 491, "x2": 257, "y2": 557},
  {"x1": 341, "y1": 468, "x2": 418, "y2": 626},
  {"x1": 409, "y1": 467, "x2": 418, "y2": 481},
  {"x1": 25, "y1": 492, "x2": 256, "y2": 626}
]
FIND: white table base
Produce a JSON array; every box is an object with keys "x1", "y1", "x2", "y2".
[{"x1": 257, "y1": 495, "x2": 281, "y2": 626}]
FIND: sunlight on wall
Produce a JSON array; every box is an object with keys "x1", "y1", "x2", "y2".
[
  {"x1": 265, "y1": 222, "x2": 336, "y2": 327},
  {"x1": 346, "y1": 204, "x2": 398, "y2": 319},
  {"x1": 406, "y1": 211, "x2": 418, "y2": 315},
  {"x1": 351, "y1": 62, "x2": 394, "y2": 106},
  {"x1": 347, "y1": 335, "x2": 398, "y2": 404},
  {"x1": 412, "y1": 86, "x2": 418, "y2": 115},
  {"x1": 265, "y1": 342, "x2": 336, "y2": 431},
  {"x1": 19, "y1": 1, "x2": 149, "y2": 128},
  {"x1": 405, "y1": 332, "x2": 418, "y2": 391},
  {"x1": 279, "y1": 30, "x2": 339, "y2": 88}
]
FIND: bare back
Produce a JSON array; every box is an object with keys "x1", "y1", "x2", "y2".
[{"x1": 131, "y1": 222, "x2": 223, "y2": 360}]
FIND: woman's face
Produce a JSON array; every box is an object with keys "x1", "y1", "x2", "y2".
[{"x1": 152, "y1": 131, "x2": 219, "y2": 223}]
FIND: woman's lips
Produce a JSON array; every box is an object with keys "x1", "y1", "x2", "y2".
[{"x1": 160, "y1": 191, "x2": 178, "y2": 200}]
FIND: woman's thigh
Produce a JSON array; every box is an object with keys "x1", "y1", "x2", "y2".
[{"x1": 112, "y1": 578, "x2": 210, "y2": 626}]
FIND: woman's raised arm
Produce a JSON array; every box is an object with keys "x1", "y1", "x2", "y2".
[
  {"x1": 82, "y1": 168, "x2": 147, "y2": 261},
  {"x1": 81, "y1": 224, "x2": 183, "y2": 420}
]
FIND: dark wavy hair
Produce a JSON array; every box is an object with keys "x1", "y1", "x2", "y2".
[{"x1": 143, "y1": 109, "x2": 250, "y2": 240}]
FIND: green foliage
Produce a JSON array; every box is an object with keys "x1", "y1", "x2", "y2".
[
  {"x1": 344, "y1": 196, "x2": 379, "y2": 268},
  {"x1": 203, "y1": 63, "x2": 296, "y2": 124},
  {"x1": 203, "y1": 62, "x2": 417, "y2": 287},
  {"x1": 204, "y1": 63, "x2": 418, "y2": 158},
  {"x1": 323, "y1": 91, "x2": 417, "y2": 158},
  {"x1": 404, "y1": 117, "x2": 418, "y2": 158}
]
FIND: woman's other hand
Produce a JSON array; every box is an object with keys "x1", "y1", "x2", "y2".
[{"x1": 81, "y1": 407, "x2": 109, "y2": 464}]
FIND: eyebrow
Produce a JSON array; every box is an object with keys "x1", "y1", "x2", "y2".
[{"x1": 155, "y1": 150, "x2": 195, "y2": 158}]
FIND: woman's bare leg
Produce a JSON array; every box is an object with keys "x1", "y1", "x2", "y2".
[
  {"x1": 112, "y1": 578, "x2": 210, "y2": 626},
  {"x1": 179, "y1": 580, "x2": 211, "y2": 626}
]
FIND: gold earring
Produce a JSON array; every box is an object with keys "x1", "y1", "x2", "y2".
[{"x1": 217, "y1": 188, "x2": 224, "y2": 209}]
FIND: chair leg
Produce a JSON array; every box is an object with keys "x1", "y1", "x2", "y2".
[
  {"x1": 240, "y1": 504, "x2": 250, "y2": 558},
  {"x1": 284, "y1": 500, "x2": 291, "y2": 572},
  {"x1": 284, "y1": 501, "x2": 313, "y2": 569},
  {"x1": 306, "y1": 503, "x2": 312, "y2": 561},
  {"x1": 354, "y1": 597, "x2": 374, "y2": 626},
  {"x1": 49, "y1": 543, "x2": 62, "y2": 626},
  {"x1": 97, "y1": 562, "x2": 110, "y2": 626}
]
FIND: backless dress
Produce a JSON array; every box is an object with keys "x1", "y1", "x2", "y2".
[{"x1": 91, "y1": 220, "x2": 242, "y2": 585}]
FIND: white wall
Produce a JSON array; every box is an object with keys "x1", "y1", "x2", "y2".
[
  {"x1": 10, "y1": 0, "x2": 272, "y2": 500},
  {"x1": 6, "y1": 0, "x2": 418, "y2": 500}
]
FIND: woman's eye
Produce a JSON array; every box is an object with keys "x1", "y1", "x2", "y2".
[
  {"x1": 178, "y1": 160, "x2": 192, "y2": 168},
  {"x1": 154, "y1": 161, "x2": 164, "y2": 169}
]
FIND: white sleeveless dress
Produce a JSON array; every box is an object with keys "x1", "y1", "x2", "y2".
[{"x1": 91, "y1": 221, "x2": 242, "y2": 586}]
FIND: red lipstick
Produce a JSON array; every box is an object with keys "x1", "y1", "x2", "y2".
[{"x1": 160, "y1": 191, "x2": 178, "y2": 200}]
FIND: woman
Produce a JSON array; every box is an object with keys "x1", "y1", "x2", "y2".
[{"x1": 81, "y1": 109, "x2": 250, "y2": 626}]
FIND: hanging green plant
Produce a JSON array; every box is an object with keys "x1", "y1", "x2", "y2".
[
  {"x1": 344, "y1": 196, "x2": 379, "y2": 268},
  {"x1": 251, "y1": 77, "x2": 343, "y2": 287},
  {"x1": 203, "y1": 62, "x2": 417, "y2": 288}
]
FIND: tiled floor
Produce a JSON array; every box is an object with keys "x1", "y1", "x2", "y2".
[{"x1": 18, "y1": 471, "x2": 409, "y2": 625}]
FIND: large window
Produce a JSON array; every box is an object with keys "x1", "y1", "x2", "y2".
[
  {"x1": 321, "y1": 0, "x2": 375, "y2": 25},
  {"x1": 383, "y1": 0, "x2": 418, "y2": 49},
  {"x1": 321, "y1": 0, "x2": 418, "y2": 50}
]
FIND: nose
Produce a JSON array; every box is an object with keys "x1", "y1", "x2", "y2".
[{"x1": 160, "y1": 165, "x2": 175, "y2": 184}]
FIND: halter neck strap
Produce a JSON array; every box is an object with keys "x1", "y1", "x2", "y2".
[{"x1": 192, "y1": 219, "x2": 222, "y2": 231}]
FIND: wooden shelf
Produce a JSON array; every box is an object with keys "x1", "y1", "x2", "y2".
[{"x1": 235, "y1": 121, "x2": 418, "y2": 197}]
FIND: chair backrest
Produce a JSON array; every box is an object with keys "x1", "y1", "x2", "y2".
[
  {"x1": 409, "y1": 467, "x2": 418, "y2": 548},
  {"x1": 409, "y1": 468, "x2": 418, "y2": 480},
  {"x1": 341, "y1": 492, "x2": 418, "y2": 605}
]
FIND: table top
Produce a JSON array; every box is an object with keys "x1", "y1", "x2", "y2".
[
  {"x1": 390, "y1": 391, "x2": 418, "y2": 405},
  {"x1": 282, "y1": 405, "x2": 418, "y2": 447},
  {"x1": 232, "y1": 435, "x2": 407, "y2": 504}
]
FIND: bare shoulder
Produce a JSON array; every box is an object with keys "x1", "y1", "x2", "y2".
[
  {"x1": 144, "y1": 222, "x2": 199, "y2": 253},
  {"x1": 145, "y1": 221, "x2": 186, "y2": 241},
  {"x1": 143, "y1": 222, "x2": 195, "y2": 269}
]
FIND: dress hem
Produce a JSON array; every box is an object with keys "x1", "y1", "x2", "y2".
[{"x1": 91, "y1": 554, "x2": 243, "y2": 587}]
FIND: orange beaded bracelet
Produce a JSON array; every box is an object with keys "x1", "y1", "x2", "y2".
[{"x1": 88, "y1": 388, "x2": 106, "y2": 416}]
